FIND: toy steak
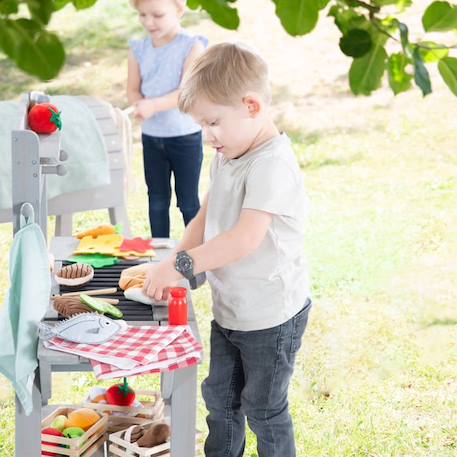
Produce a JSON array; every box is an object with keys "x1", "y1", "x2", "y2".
[{"x1": 39, "y1": 313, "x2": 127, "y2": 344}]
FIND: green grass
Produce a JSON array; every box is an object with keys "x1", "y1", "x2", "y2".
[{"x1": 1, "y1": 0, "x2": 457, "y2": 455}]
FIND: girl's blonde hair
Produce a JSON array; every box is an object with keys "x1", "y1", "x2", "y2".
[
  {"x1": 178, "y1": 42, "x2": 271, "y2": 113},
  {"x1": 130, "y1": 0, "x2": 185, "y2": 9}
]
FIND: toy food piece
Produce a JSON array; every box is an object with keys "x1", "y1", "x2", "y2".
[
  {"x1": 39, "y1": 313, "x2": 127, "y2": 344},
  {"x1": 62, "y1": 426, "x2": 85, "y2": 439},
  {"x1": 123, "y1": 425, "x2": 144, "y2": 443},
  {"x1": 124, "y1": 287, "x2": 154, "y2": 305},
  {"x1": 50, "y1": 414, "x2": 67, "y2": 432},
  {"x1": 66, "y1": 408, "x2": 100, "y2": 431},
  {"x1": 136, "y1": 423, "x2": 171, "y2": 447},
  {"x1": 41, "y1": 427, "x2": 64, "y2": 456},
  {"x1": 119, "y1": 263, "x2": 151, "y2": 292},
  {"x1": 53, "y1": 295, "x2": 91, "y2": 317},
  {"x1": 69, "y1": 254, "x2": 120, "y2": 268},
  {"x1": 75, "y1": 224, "x2": 116, "y2": 239},
  {"x1": 28, "y1": 103, "x2": 62, "y2": 134},
  {"x1": 87, "y1": 386, "x2": 108, "y2": 404},
  {"x1": 55, "y1": 263, "x2": 94, "y2": 287},
  {"x1": 80, "y1": 293, "x2": 123, "y2": 318},
  {"x1": 106, "y1": 377, "x2": 136, "y2": 407}
]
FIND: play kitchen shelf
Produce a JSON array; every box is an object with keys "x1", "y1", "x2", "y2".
[{"x1": 11, "y1": 93, "x2": 202, "y2": 457}]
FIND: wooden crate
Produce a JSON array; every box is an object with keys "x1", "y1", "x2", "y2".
[
  {"x1": 85, "y1": 390, "x2": 164, "y2": 434},
  {"x1": 108, "y1": 422, "x2": 201, "y2": 457},
  {"x1": 108, "y1": 418, "x2": 170, "y2": 457},
  {"x1": 41, "y1": 406, "x2": 108, "y2": 457}
]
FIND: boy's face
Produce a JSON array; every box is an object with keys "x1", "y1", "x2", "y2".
[
  {"x1": 191, "y1": 97, "x2": 261, "y2": 160},
  {"x1": 137, "y1": 0, "x2": 183, "y2": 40}
]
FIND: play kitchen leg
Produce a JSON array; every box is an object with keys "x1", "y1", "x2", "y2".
[
  {"x1": 168, "y1": 364, "x2": 198, "y2": 457},
  {"x1": 15, "y1": 368, "x2": 42, "y2": 456}
]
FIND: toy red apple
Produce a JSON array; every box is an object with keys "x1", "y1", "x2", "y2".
[
  {"x1": 41, "y1": 427, "x2": 64, "y2": 456},
  {"x1": 28, "y1": 103, "x2": 62, "y2": 134},
  {"x1": 106, "y1": 377, "x2": 136, "y2": 407}
]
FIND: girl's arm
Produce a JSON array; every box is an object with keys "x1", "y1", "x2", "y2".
[
  {"x1": 127, "y1": 49, "x2": 143, "y2": 106},
  {"x1": 143, "y1": 208, "x2": 273, "y2": 300},
  {"x1": 134, "y1": 40, "x2": 206, "y2": 119}
]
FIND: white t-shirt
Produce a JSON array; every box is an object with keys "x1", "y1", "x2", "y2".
[{"x1": 204, "y1": 133, "x2": 310, "y2": 331}]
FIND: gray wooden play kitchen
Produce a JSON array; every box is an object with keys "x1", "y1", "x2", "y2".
[{"x1": 9, "y1": 93, "x2": 201, "y2": 457}]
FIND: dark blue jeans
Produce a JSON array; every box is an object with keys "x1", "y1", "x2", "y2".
[
  {"x1": 202, "y1": 299, "x2": 312, "y2": 457},
  {"x1": 142, "y1": 131, "x2": 203, "y2": 238}
]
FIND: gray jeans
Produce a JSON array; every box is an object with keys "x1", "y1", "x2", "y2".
[{"x1": 202, "y1": 299, "x2": 312, "y2": 457}]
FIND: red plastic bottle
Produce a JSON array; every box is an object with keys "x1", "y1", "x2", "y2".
[{"x1": 168, "y1": 287, "x2": 188, "y2": 325}]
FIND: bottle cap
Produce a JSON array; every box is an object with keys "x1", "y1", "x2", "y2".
[{"x1": 169, "y1": 287, "x2": 187, "y2": 298}]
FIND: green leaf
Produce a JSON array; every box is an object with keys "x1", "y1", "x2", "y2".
[
  {"x1": 328, "y1": 5, "x2": 368, "y2": 35},
  {"x1": 387, "y1": 53, "x2": 412, "y2": 94},
  {"x1": 72, "y1": 0, "x2": 98, "y2": 10},
  {"x1": 438, "y1": 56, "x2": 457, "y2": 96},
  {"x1": 349, "y1": 44, "x2": 387, "y2": 95},
  {"x1": 398, "y1": 22, "x2": 409, "y2": 50},
  {"x1": 0, "y1": 0, "x2": 18, "y2": 14},
  {"x1": 274, "y1": 0, "x2": 319, "y2": 36},
  {"x1": 418, "y1": 41, "x2": 449, "y2": 62},
  {"x1": 422, "y1": 1, "x2": 457, "y2": 32},
  {"x1": 26, "y1": 0, "x2": 54, "y2": 24},
  {"x1": 318, "y1": 0, "x2": 331, "y2": 9},
  {"x1": 4, "y1": 18, "x2": 65, "y2": 80},
  {"x1": 53, "y1": 0, "x2": 72, "y2": 11},
  {"x1": 374, "y1": 0, "x2": 412, "y2": 8},
  {"x1": 339, "y1": 28, "x2": 372, "y2": 58},
  {"x1": 0, "y1": 18, "x2": 19, "y2": 57},
  {"x1": 186, "y1": 0, "x2": 201, "y2": 9},
  {"x1": 412, "y1": 47, "x2": 432, "y2": 96},
  {"x1": 199, "y1": 0, "x2": 239, "y2": 30}
]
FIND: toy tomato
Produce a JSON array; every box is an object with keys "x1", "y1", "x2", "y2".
[
  {"x1": 106, "y1": 377, "x2": 136, "y2": 407},
  {"x1": 27, "y1": 103, "x2": 62, "y2": 134}
]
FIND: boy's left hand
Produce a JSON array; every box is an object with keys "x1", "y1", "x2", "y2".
[
  {"x1": 134, "y1": 99, "x2": 156, "y2": 120},
  {"x1": 143, "y1": 257, "x2": 182, "y2": 301}
]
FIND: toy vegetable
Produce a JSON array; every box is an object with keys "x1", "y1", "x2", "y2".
[
  {"x1": 106, "y1": 377, "x2": 136, "y2": 407},
  {"x1": 28, "y1": 103, "x2": 62, "y2": 134}
]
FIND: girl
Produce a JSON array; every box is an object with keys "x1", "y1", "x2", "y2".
[{"x1": 127, "y1": 0, "x2": 207, "y2": 237}]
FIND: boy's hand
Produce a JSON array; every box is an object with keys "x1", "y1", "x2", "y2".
[
  {"x1": 134, "y1": 99, "x2": 156, "y2": 120},
  {"x1": 143, "y1": 257, "x2": 183, "y2": 301}
]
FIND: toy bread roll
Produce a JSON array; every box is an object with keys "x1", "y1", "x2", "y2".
[
  {"x1": 55, "y1": 263, "x2": 94, "y2": 286},
  {"x1": 53, "y1": 296, "x2": 91, "y2": 317},
  {"x1": 136, "y1": 423, "x2": 170, "y2": 447},
  {"x1": 119, "y1": 263, "x2": 150, "y2": 290}
]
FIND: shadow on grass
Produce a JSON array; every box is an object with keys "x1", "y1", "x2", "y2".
[{"x1": 425, "y1": 318, "x2": 457, "y2": 327}]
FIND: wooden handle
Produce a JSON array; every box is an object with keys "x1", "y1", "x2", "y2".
[{"x1": 60, "y1": 287, "x2": 117, "y2": 297}]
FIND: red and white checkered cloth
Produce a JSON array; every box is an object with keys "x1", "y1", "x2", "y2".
[
  {"x1": 92, "y1": 327, "x2": 202, "y2": 379},
  {"x1": 42, "y1": 325, "x2": 202, "y2": 377}
]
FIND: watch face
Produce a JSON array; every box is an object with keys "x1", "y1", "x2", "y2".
[
  {"x1": 177, "y1": 254, "x2": 193, "y2": 274},
  {"x1": 179, "y1": 257, "x2": 192, "y2": 272}
]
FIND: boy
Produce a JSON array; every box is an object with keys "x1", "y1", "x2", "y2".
[{"x1": 143, "y1": 42, "x2": 311, "y2": 457}]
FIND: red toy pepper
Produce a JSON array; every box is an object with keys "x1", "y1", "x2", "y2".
[
  {"x1": 106, "y1": 377, "x2": 136, "y2": 407},
  {"x1": 27, "y1": 103, "x2": 62, "y2": 134}
]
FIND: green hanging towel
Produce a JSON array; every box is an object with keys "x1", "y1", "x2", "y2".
[{"x1": 0, "y1": 207, "x2": 51, "y2": 415}]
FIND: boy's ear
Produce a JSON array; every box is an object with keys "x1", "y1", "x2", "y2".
[{"x1": 242, "y1": 95, "x2": 261, "y2": 118}]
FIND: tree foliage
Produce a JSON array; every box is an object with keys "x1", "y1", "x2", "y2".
[{"x1": 0, "y1": 0, "x2": 457, "y2": 96}]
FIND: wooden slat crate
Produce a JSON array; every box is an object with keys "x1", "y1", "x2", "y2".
[
  {"x1": 108, "y1": 423, "x2": 201, "y2": 457},
  {"x1": 41, "y1": 406, "x2": 108, "y2": 457},
  {"x1": 85, "y1": 390, "x2": 164, "y2": 434}
]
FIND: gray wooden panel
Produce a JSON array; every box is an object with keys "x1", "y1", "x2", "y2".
[
  {"x1": 97, "y1": 118, "x2": 118, "y2": 135},
  {"x1": 48, "y1": 169, "x2": 125, "y2": 215},
  {"x1": 108, "y1": 151, "x2": 124, "y2": 170}
]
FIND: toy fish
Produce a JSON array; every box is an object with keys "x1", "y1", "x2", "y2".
[{"x1": 39, "y1": 313, "x2": 127, "y2": 344}]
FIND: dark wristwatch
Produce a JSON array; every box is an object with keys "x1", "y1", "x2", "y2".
[{"x1": 175, "y1": 251, "x2": 197, "y2": 289}]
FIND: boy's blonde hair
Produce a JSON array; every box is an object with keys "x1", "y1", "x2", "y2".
[
  {"x1": 178, "y1": 42, "x2": 271, "y2": 114},
  {"x1": 131, "y1": 0, "x2": 185, "y2": 9}
]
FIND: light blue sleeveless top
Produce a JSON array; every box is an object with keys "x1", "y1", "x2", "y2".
[{"x1": 129, "y1": 31, "x2": 208, "y2": 138}]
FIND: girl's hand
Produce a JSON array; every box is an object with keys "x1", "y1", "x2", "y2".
[
  {"x1": 143, "y1": 257, "x2": 182, "y2": 301},
  {"x1": 134, "y1": 99, "x2": 156, "y2": 120}
]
